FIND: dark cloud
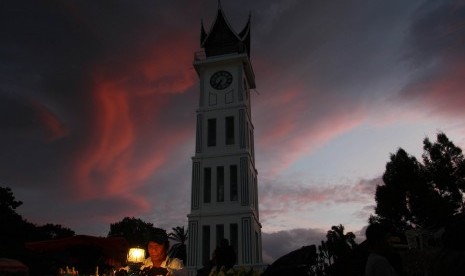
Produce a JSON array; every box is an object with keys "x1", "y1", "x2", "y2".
[
  {"x1": 262, "y1": 228, "x2": 325, "y2": 264},
  {"x1": 399, "y1": 0, "x2": 465, "y2": 116},
  {"x1": 0, "y1": 1, "x2": 98, "y2": 102},
  {"x1": 0, "y1": 0, "x2": 201, "y2": 232},
  {"x1": 404, "y1": 1, "x2": 465, "y2": 67},
  {"x1": 0, "y1": 95, "x2": 37, "y2": 129},
  {"x1": 248, "y1": 0, "x2": 416, "y2": 93},
  {"x1": 262, "y1": 226, "x2": 370, "y2": 264}
]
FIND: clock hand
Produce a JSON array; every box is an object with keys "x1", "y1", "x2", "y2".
[{"x1": 216, "y1": 77, "x2": 225, "y2": 86}]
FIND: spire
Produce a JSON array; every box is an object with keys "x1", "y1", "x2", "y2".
[
  {"x1": 200, "y1": 3, "x2": 251, "y2": 57},
  {"x1": 200, "y1": 19, "x2": 207, "y2": 43},
  {"x1": 238, "y1": 12, "x2": 251, "y2": 56},
  {"x1": 238, "y1": 12, "x2": 251, "y2": 39}
]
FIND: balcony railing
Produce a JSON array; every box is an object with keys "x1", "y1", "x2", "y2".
[
  {"x1": 194, "y1": 50, "x2": 206, "y2": 61},
  {"x1": 193, "y1": 44, "x2": 249, "y2": 62}
]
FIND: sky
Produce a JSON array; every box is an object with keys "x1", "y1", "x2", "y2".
[{"x1": 1, "y1": 0, "x2": 465, "y2": 263}]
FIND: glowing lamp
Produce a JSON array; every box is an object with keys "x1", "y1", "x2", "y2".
[
  {"x1": 127, "y1": 247, "x2": 146, "y2": 263},
  {"x1": 127, "y1": 247, "x2": 145, "y2": 275}
]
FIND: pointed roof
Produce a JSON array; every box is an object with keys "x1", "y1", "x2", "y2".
[{"x1": 200, "y1": 1, "x2": 251, "y2": 57}]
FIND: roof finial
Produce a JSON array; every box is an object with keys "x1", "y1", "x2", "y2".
[
  {"x1": 200, "y1": 19, "x2": 207, "y2": 43},
  {"x1": 217, "y1": 0, "x2": 222, "y2": 10}
]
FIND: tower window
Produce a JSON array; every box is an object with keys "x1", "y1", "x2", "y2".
[
  {"x1": 202, "y1": 225, "x2": 210, "y2": 266},
  {"x1": 230, "y1": 223, "x2": 238, "y2": 264},
  {"x1": 208, "y1": 118, "x2": 216, "y2": 147},
  {"x1": 225, "y1": 116, "x2": 235, "y2": 145},
  {"x1": 230, "y1": 165, "x2": 238, "y2": 201},
  {"x1": 255, "y1": 231, "x2": 260, "y2": 263},
  {"x1": 209, "y1": 93, "x2": 217, "y2": 106},
  {"x1": 204, "y1": 168, "x2": 211, "y2": 203},
  {"x1": 216, "y1": 224, "x2": 224, "y2": 248},
  {"x1": 217, "y1": 166, "x2": 224, "y2": 202}
]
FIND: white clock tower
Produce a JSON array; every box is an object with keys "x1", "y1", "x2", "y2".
[{"x1": 186, "y1": 2, "x2": 262, "y2": 274}]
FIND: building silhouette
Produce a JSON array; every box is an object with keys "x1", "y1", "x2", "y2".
[{"x1": 186, "y1": 2, "x2": 262, "y2": 274}]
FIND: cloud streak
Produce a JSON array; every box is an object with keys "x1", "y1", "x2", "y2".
[{"x1": 259, "y1": 177, "x2": 379, "y2": 220}]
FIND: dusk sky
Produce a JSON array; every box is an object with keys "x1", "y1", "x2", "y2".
[{"x1": 1, "y1": 0, "x2": 465, "y2": 263}]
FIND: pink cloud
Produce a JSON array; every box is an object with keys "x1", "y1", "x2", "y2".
[
  {"x1": 399, "y1": 1, "x2": 465, "y2": 120},
  {"x1": 423, "y1": 59, "x2": 465, "y2": 116},
  {"x1": 401, "y1": 58, "x2": 465, "y2": 119},
  {"x1": 259, "y1": 176, "x2": 379, "y2": 221},
  {"x1": 255, "y1": 86, "x2": 367, "y2": 175},
  {"x1": 31, "y1": 100, "x2": 69, "y2": 142},
  {"x1": 65, "y1": 33, "x2": 198, "y2": 210},
  {"x1": 258, "y1": 87, "x2": 306, "y2": 146},
  {"x1": 70, "y1": 80, "x2": 136, "y2": 199}
]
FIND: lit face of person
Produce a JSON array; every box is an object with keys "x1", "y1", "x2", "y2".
[{"x1": 147, "y1": 241, "x2": 167, "y2": 264}]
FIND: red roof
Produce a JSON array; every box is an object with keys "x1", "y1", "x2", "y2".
[
  {"x1": 25, "y1": 235, "x2": 129, "y2": 266},
  {"x1": 0, "y1": 258, "x2": 28, "y2": 273}
]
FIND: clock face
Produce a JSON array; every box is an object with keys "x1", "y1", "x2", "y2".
[{"x1": 210, "y1": 70, "x2": 233, "y2": 90}]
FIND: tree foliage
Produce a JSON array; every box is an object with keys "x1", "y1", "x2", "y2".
[
  {"x1": 35, "y1": 223, "x2": 76, "y2": 240},
  {"x1": 168, "y1": 226, "x2": 188, "y2": 263},
  {"x1": 373, "y1": 133, "x2": 465, "y2": 231},
  {"x1": 312, "y1": 224, "x2": 357, "y2": 275},
  {"x1": 0, "y1": 186, "x2": 75, "y2": 258},
  {"x1": 423, "y1": 133, "x2": 465, "y2": 214},
  {"x1": 108, "y1": 217, "x2": 166, "y2": 247},
  {"x1": 326, "y1": 225, "x2": 356, "y2": 261},
  {"x1": 0, "y1": 186, "x2": 23, "y2": 213},
  {"x1": 0, "y1": 186, "x2": 28, "y2": 231}
]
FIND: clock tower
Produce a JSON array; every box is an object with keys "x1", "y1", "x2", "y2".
[{"x1": 187, "y1": 2, "x2": 262, "y2": 274}]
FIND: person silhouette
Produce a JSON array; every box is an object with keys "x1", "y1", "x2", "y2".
[
  {"x1": 117, "y1": 231, "x2": 185, "y2": 276},
  {"x1": 364, "y1": 223, "x2": 400, "y2": 276},
  {"x1": 213, "y1": 239, "x2": 236, "y2": 271},
  {"x1": 140, "y1": 231, "x2": 185, "y2": 276}
]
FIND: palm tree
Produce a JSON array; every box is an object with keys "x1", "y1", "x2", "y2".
[
  {"x1": 168, "y1": 226, "x2": 188, "y2": 263},
  {"x1": 326, "y1": 224, "x2": 356, "y2": 262}
]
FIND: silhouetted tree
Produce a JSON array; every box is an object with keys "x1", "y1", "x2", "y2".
[
  {"x1": 168, "y1": 226, "x2": 188, "y2": 263},
  {"x1": 35, "y1": 223, "x2": 75, "y2": 240},
  {"x1": 373, "y1": 148, "x2": 425, "y2": 231},
  {"x1": 0, "y1": 186, "x2": 30, "y2": 257},
  {"x1": 1, "y1": 187, "x2": 75, "y2": 259},
  {"x1": 373, "y1": 132, "x2": 465, "y2": 231},
  {"x1": 312, "y1": 225, "x2": 357, "y2": 275},
  {"x1": 108, "y1": 217, "x2": 165, "y2": 247},
  {"x1": 316, "y1": 240, "x2": 331, "y2": 274},
  {"x1": 0, "y1": 186, "x2": 23, "y2": 213},
  {"x1": 326, "y1": 225, "x2": 356, "y2": 262},
  {"x1": 423, "y1": 133, "x2": 465, "y2": 217}
]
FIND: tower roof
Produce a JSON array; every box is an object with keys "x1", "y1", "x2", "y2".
[{"x1": 200, "y1": 1, "x2": 251, "y2": 57}]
